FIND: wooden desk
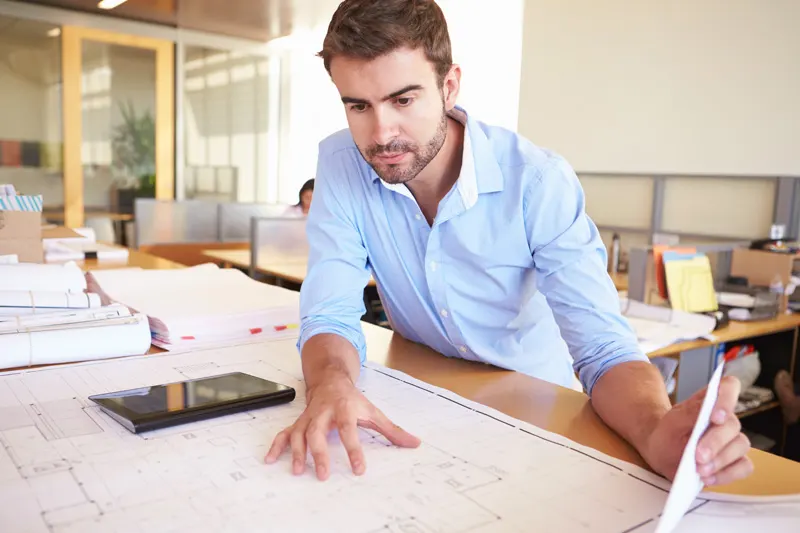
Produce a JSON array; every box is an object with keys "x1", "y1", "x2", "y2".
[
  {"x1": 202, "y1": 249, "x2": 377, "y2": 287},
  {"x1": 42, "y1": 209, "x2": 134, "y2": 222},
  {"x1": 20, "y1": 247, "x2": 800, "y2": 498},
  {"x1": 611, "y1": 272, "x2": 628, "y2": 291},
  {"x1": 363, "y1": 324, "x2": 800, "y2": 497},
  {"x1": 649, "y1": 313, "x2": 800, "y2": 359},
  {"x1": 46, "y1": 248, "x2": 185, "y2": 271}
]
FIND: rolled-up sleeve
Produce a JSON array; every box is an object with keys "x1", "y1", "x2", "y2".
[
  {"x1": 525, "y1": 157, "x2": 649, "y2": 395},
  {"x1": 298, "y1": 149, "x2": 371, "y2": 363}
]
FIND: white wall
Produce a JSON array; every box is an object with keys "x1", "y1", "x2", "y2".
[{"x1": 518, "y1": 0, "x2": 800, "y2": 176}]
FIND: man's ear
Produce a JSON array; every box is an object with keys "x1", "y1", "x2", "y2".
[{"x1": 442, "y1": 64, "x2": 461, "y2": 111}]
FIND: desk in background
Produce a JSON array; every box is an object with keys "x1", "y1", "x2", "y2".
[
  {"x1": 46, "y1": 248, "x2": 185, "y2": 271},
  {"x1": 201, "y1": 249, "x2": 377, "y2": 287}
]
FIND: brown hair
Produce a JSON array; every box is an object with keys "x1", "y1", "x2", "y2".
[{"x1": 319, "y1": 0, "x2": 453, "y2": 86}]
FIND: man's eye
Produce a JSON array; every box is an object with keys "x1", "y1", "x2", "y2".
[
  {"x1": 396, "y1": 97, "x2": 413, "y2": 107},
  {"x1": 350, "y1": 104, "x2": 367, "y2": 113}
]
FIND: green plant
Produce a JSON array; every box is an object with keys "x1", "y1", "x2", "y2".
[{"x1": 111, "y1": 100, "x2": 155, "y2": 190}]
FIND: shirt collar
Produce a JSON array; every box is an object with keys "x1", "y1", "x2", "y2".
[{"x1": 370, "y1": 105, "x2": 504, "y2": 207}]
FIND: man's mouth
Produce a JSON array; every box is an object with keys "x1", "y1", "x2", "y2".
[{"x1": 374, "y1": 152, "x2": 408, "y2": 164}]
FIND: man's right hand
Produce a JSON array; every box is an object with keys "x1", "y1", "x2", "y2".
[{"x1": 264, "y1": 373, "x2": 421, "y2": 480}]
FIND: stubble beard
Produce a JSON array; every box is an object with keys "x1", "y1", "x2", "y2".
[{"x1": 362, "y1": 110, "x2": 448, "y2": 185}]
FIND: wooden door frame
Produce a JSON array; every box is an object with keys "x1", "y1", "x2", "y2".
[{"x1": 62, "y1": 26, "x2": 174, "y2": 228}]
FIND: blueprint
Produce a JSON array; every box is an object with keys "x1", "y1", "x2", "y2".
[{"x1": 0, "y1": 339, "x2": 797, "y2": 533}]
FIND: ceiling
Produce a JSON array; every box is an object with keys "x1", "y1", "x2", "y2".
[{"x1": 20, "y1": 0, "x2": 296, "y2": 41}]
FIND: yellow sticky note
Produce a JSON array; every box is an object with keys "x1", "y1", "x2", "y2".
[{"x1": 664, "y1": 255, "x2": 718, "y2": 313}]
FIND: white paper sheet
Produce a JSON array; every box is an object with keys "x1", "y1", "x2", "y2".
[
  {"x1": 0, "y1": 342, "x2": 795, "y2": 532},
  {"x1": 0, "y1": 254, "x2": 18, "y2": 264},
  {"x1": 0, "y1": 312, "x2": 150, "y2": 369},
  {"x1": 44, "y1": 241, "x2": 130, "y2": 262},
  {"x1": 0, "y1": 262, "x2": 86, "y2": 293},
  {"x1": 655, "y1": 362, "x2": 726, "y2": 533},
  {"x1": 87, "y1": 264, "x2": 299, "y2": 348},
  {"x1": 0, "y1": 304, "x2": 131, "y2": 332},
  {"x1": 0, "y1": 290, "x2": 100, "y2": 311},
  {"x1": 620, "y1": 298, "x2": 717, "y2": 353}
]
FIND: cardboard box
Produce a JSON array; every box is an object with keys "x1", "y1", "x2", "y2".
[{"x1": 0, "y1": 211, "x2": 43, "y2": 262}]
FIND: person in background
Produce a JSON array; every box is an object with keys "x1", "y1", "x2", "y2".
[{"x1": 284, "y1": 179, "x2": 315, "y2": 217}]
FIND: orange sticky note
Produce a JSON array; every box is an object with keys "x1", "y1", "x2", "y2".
[{"x1": 653, "y1": 245, "x2": 696, "y2": 299}]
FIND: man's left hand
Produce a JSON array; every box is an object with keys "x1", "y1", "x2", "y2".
[{"x1": 642, "y1": 376, "x2": 753, "y2": 485}]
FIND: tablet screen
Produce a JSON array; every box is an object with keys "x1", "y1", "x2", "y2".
[{"x1": 91, "y1": 372, "x2": 291, "y2": 416}]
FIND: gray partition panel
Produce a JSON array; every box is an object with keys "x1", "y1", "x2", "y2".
[
  {"x1": 134, "y1": 198, "x2": 220, "y2": 247},
  {"x1": 219, "y1": 203, "x2": 287, "y2": 243},
  {"x1": 250, "y1": 216, "x2": 309, "y2": 278}
]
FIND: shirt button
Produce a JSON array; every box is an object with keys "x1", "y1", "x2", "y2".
[
  {"x1": 458, "y1": 345, "x2": 467, "y2": 353},
  {"x1": 415, "y1": 214, "x2": 422, "y2": 221},
  {"x1": 440, "y1": 309, "x2": 449, "y2": 318},
  {"x1": 430, "y1": 261, "x2": 437, "y2": 271}
]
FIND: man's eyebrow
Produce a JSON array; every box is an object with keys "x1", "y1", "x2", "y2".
[
  {"x1": 340, "y1": 84, "x2": 424, "y2": 105},
  {"x1": 385, "y1": 84, "x2": 423, "y2": 100}
]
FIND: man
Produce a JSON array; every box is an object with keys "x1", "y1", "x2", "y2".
[{"x1": 266, "y1": 0, "x2": 753, "y2": 487}]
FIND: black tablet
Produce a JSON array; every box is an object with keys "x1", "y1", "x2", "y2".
[{"x1": 89, "y1": 372, "x2": 296, "y2": 433}]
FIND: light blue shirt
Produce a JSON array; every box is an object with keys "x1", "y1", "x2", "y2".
[{"x1": 299, "y1": 106, "x2": 647, "y2": 394}]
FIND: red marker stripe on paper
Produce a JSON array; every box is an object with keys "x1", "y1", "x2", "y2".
[{"x1": 250, "y1": 328, "x2": 263, "y2": 335}]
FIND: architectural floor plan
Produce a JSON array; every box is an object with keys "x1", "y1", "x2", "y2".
[{"x1": 0, "y1": 340, "x2": 796, "y2": 532}]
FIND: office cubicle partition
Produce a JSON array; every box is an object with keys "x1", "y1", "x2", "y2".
[
  {"x1": 219, "y1": 203, "x2": 286, "y2": 243},
  {"x1": 134, "y1": 199, "x2": 292, "y2": 247},
  {"x1": 249, "y1": 217, "x2": 308, "y2": 278},
  {"x1": 134, "y1": 199, "x2": 220, "y2": 247}
]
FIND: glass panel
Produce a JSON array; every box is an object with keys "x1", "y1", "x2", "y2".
[
  {"x1": 81, "y1": 40, "x2": 156, "y2": 227},
  {"x1": 183, "y1": 46, "x2": 271, "y2": 203},
  {"x1": 662, "y1": 177, "x2": 776, "y2": 239},
  {"x1": 579, "y1": 175, "x2": 654, "y2": 230},
  {"x1": 0, "y1": 15, "x2": 62, "y2": 218}
]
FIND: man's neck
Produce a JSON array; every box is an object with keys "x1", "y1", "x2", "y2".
[{"x1": 407, "y1": 116, "x2": 465, "y2": 224}]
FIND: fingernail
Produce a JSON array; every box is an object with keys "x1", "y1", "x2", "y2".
[
  {"x1": 292, "y1": 460, "x2": 302, "y2": 474},
  {"x1": 698, "y1": 463, "x2": 714, "y2": 476},
  {"x1": 713, "y1": 409, "x2": 727, "y2": 423},
  {"x1": 702, "y1": 475, "x2": 716, "y2": 486},
  {"x1": 698, "y1": 448, "x2": 710, "y2": 463}
]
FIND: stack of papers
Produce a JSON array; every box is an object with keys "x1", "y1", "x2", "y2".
[
  {"x1": 86, "y1": 263, "x2": 300, "y2": 350},
  {"x1": 0, "y1": 261, "x2": 99, "y2": 315},
  {"x1": 0, "y1": 262, "x2": 151, "y2": 370},
  {"x1": 43, "y1": 227, "x2": 130, "y2": 261},
  {"x1": 0, "y1": 304, "x2": 150, "y2": 369},
  {"x1": 620, "y1": 297, "x2": 717, "y2": 354},
  {"x1": 0, "y1": 290, "x2": 101, "y2": 316},
  {"x1": 0, "y1": 262, "x2": 87, "y2": 292}
]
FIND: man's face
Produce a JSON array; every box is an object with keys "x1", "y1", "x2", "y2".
[{"x1": 330, "y1": 47, "x2": 455, "y2": 184}]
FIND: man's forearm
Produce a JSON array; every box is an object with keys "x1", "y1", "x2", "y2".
[
  {"x1": 301, "y1": 333, "x2": 362, "y2": 398},
  {"x1": 590, "y1": 361, "x2": 672, "y2": 456}
]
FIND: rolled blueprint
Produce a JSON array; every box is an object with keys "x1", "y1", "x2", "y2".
[
  {"x1": 0, "y1": 262, "x2": 86, "y2": 293},
  {"x1": 0, "y1": 313, "x2": 151, "y2": 369},
  {"x1": 0, "y1": 291, "x2": 100, "y2": 310}
]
